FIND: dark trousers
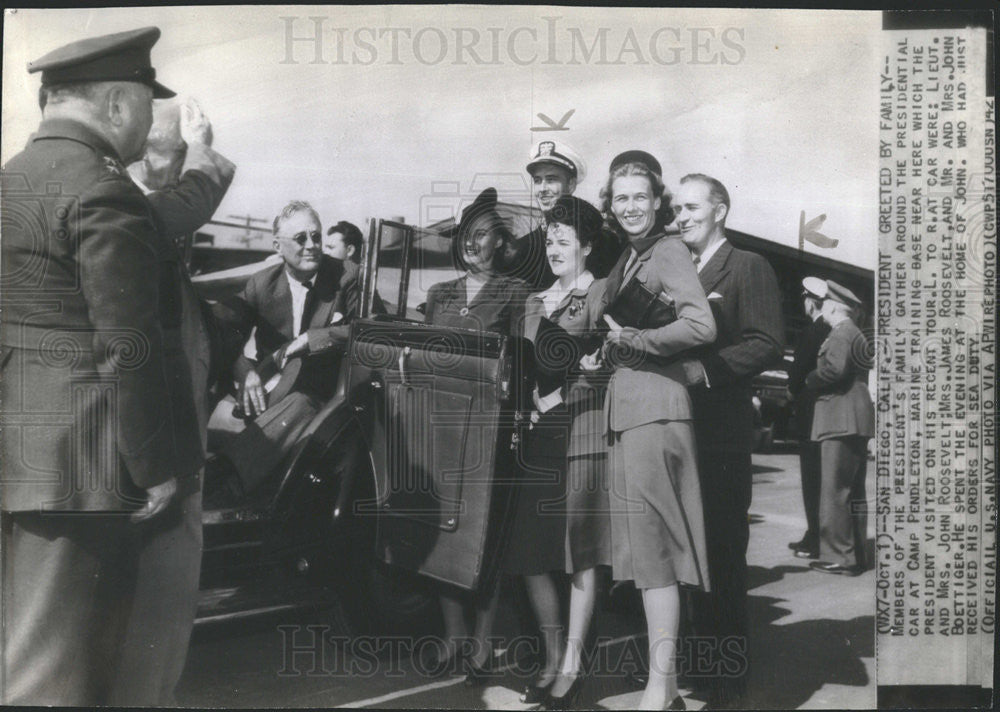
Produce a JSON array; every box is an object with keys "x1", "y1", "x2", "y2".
[
  {"x1": 799, "y1": 439, "x2": 822, "y2": 546},
  {"x1": 819, "y1": 437, "x2": 869, "y2": 569},
  {"x1": 225, "y1": 391, "x2": 321, "y2": 492},
  {"x1": 1, "y1": 511, "x2": 137, "y2": 706},
  {"x1": 691, "y1": 449, "x2": 753, "y2": 696},
  {"x1": 108, "y1": 489, "x2": 203, "y2": 706}
]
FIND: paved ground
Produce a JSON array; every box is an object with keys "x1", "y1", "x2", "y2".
[{"x1": 177, "y1": 449, "x2": 875, "y2": 709}]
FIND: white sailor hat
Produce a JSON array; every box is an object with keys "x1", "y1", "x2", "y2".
[
  {"x1": 526, "y1": 140, "x2": 586, "y2": 183},
  {"x1": 801, "y1": 276, "x2": 828, "y2": 300}
]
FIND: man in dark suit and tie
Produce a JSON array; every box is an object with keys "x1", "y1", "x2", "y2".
[
  {"x1": 785, "y1": 277, "x2": 832, "y2": 561},
  {"x1": 207, "y1": 201, "x2": 359, "y2": 500},
  {"x1": 672, "y1": 173, "x2": 785, "y2": 707}
]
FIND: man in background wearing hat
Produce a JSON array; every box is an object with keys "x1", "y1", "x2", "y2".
[
  {"x1": 671, "y1": 172, "x2": 785, "y2": 707},
  {"x1": 785, "y1": 277, "x2": 832, "y2": 560},
  {"x1": 110, "y1": 97, "x2": 237, "y2": 705},
  {"x1": 507, "y1": 139, "x2": 586, "y2": 290},
  {"x1": 804, "y1": 281, "x2": 874, "y2": 576},
  {"x1": 1, "y1": 27, "x2": 204, "y2": 705}
]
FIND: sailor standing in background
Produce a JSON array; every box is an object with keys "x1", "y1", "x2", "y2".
[
  {"x1": 805, "y1": 281, "x2": 874, "y2": 577},
  {"x1": 786, "y1": 277, "x2": 832, "y2": 561}
]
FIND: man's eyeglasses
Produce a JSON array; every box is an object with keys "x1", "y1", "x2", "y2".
[{"x1": 279, "y1": 231, "x2": 322, "y2": 246}]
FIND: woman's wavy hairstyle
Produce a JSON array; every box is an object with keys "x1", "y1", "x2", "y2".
[{"x1": 599, "y1": 161, "x2": 674, "y2": 236}]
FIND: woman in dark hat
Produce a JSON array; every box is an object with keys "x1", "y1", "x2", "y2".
[
  {"x1": 593, "y1": 153, "x2": 716, "y2": 710},
  {"x1": 503, "y1": 194, "x2": 622, "y2": 708},
  {"x1": 424, "y1": 188, "x2": 527, "y2": 333},
  {"x1": 423, "y1": 188, "x2": 530, "y2": 682}
]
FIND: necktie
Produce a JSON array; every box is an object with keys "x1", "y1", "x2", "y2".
[
  {"x1": 692, "y1": 254, "x2": 701, "y2": 272},
  {"x1": 298, "y1": 281, "x2": 315, "y2": 335}
]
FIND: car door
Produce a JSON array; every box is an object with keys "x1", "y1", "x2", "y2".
[{"x1": 346, "y1": 220, "x2": 520, "y2": 592}]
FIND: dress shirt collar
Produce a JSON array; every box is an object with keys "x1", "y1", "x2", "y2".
[{"x1": 693, "y1": 237, "x2": 727, "y2": 273}]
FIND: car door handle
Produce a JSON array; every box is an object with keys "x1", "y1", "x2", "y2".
[{"x1": 398, "y1": 346, "x2": 412, "y2": 386}]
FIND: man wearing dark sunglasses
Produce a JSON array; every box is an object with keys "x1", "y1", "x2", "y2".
[{"x1": 207, "y1": 201, "x2": 359, "y2": 504}]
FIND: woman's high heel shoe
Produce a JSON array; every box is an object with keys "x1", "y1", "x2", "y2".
[
  {"x1": 463, "y1": 656, "x2": 494, "y2": 687},
  {"x1": 544, "y1": 673, "x2": 585, "y2": 710},
  {"x1": 520, "y1": 676, "x2": 555, "y2": 704},
  {"x1": 417, "y1": 645, "x2": 465, "y2": 678}
]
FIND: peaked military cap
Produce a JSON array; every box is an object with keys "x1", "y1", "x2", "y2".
[
  {"x1": 825, "y1": 279, "x2": 862, "y2": 307},
  {"x1": 801, "y1": 276, "x2": 828, "y2": 300},
  {"x1": 527, "y1": 140, "x2": 586, "y2": 183},
  {"x1": 609, "y1": 149, "x2": 662, "y2": 177},
  {"x1": 28, "y1": 26, "x2": 175, "y2": 98}
]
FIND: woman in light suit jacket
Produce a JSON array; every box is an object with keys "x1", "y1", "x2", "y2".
[{"x1": 595, "y1": 153, "x2": 716, "y2": 711}]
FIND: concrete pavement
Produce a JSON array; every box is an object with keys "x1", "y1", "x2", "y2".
[{"x1": 177, "y1": 450, "x2": 876, "y2": 709}]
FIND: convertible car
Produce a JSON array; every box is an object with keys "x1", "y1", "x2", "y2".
[{"x1": 192, "y1": 211, "x2": 531, "y2": 636}]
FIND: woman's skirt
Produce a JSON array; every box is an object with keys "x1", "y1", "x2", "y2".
[
  {"x1": 565, "y1": 453, "x2": 612, "y2": 572},
  {"x1": 502, "y1": 407, "x2": 569, "y2": 576},
  {"x1": 607, "y1": 419, "x2": 710, "y2": 591}
]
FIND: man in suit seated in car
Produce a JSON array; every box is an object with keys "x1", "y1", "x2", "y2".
[{"x1": 206, "y1": 200, "x2": 359, "y2": 504}]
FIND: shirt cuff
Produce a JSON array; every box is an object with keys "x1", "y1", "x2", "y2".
[{"x1": 535, "y1": 387, "x2": 564, "y2": 414}]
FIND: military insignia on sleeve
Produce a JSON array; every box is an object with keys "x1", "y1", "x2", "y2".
[{"x1": 102, "y1": 156, "x2": 125, "y2": 177}]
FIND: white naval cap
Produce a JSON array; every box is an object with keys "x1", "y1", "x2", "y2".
[
  {"x1": 801, "y1": 276, "x2": 828, "y2": 300},
  {"x1": 526, "y1": 140, "x2": 586, "y2": 184}
]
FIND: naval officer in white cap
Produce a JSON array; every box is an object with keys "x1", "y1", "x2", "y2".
[{"x1": 501, "y1": 139, "x2": 587, "y2": 290}]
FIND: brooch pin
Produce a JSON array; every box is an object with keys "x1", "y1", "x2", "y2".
[{"x1": 566, "y1": 301, "x2": 583, "y2": 320}]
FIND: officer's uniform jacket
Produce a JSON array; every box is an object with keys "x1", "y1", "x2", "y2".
[
  {"x1": 1, "y1": 118, "x2": 203, "y2": 512},
  {"x1": 805, "y1": 318, "x2": 875, "y2": 441},
  {"x1": 787, "y1": 315, "x2": 831, "y2": 441}
]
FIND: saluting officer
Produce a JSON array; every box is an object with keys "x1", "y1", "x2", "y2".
[{"x1": 0, "y1": 28, "x2": 203, "y2": 705}]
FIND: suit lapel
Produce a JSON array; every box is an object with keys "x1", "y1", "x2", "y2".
[
  {"x1": 697, "y1": 240, "x2": 733, "y2": 295},
  {"x1": 468, "y1": 276, "x2": 499, "y2": 310},
  {"x1": 306, "y1": 259, "x2": 340, "y2": 328},
  {"x1": 602, "y1": 249, "x2": 631, "y2": 306},
  {"x1": 270, "y1": 269, "x2": 294, "y2": 337}
]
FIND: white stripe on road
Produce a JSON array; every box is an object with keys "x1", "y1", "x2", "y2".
[
  {"x1": 335, "y1": 675, "x2": 467, "y2": 708},
  {"x1": 339, "y1": 633, "x2": 646, "y2": 708}
]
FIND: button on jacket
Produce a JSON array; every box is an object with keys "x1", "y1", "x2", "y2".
[{"x1": 1, "y1": 118, "x2": 202, "y2": 512}]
